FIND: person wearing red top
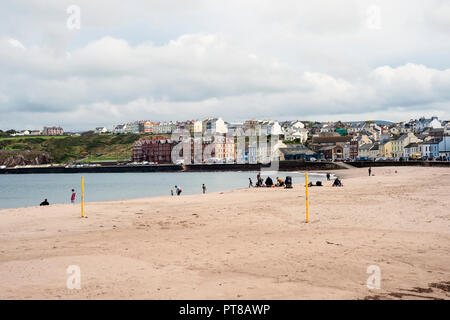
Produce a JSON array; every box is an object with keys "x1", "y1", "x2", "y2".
[{"x1": 71, "y1": 189, "x2": 76, "y2": 203}]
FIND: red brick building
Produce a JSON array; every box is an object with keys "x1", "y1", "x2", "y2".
[
  {"x1": 350, "y1": 138, "x2": 359, "y2": 160},
  {"x1": 133, "y1": 138, "x2": 178, "y2": 163},
  {"x1": 133, "y1": 137, "x2": 223, "y2": 164}
]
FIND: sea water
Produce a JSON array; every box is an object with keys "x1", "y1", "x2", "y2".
[{"x1": 0, "y1": 171, "x2": 327, "y2": 209}]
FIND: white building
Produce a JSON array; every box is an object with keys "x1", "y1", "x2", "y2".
[
  {"x1": 112, "y1": 124, "x2": 127, "y2": 134},
  {"x1": 404, "y1": 142, "x2": 420, "y2": 158},
  {"x1": 420, "y1": 139, "x2": 440, "y2": 159},
  {"x1": 193, "y1": 120, "x2": 203, "y2": 134},
  {"x1": 438, "y1": 136, "x2": 450, "y2": 158},
  {"x1": 203, "y1": 118, "x2": 228, "y2": 135},
  {"x1": 268, "y1": 121, "x2": 283, "y2": 136},
  {"x1": 12, "y1": 130, "x2": 30, "y2": 136},
  {"x1": 413, "y1": 116, "x2": 442, "y2": 132},
  {"x1": 95, "y1": 127, "x2": 108, "y2": 134},
  {"x1": 284, "y1": 128, "x2": 308, "y2": 143},
  {"x1": 291, "y1": 121, "x2": 305, "y2": 130}
]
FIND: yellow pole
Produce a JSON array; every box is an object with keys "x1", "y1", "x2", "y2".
[
  {"x1": 305, "y1": 171, "x2": 309, "y2": 223},
  {"x1": 81, "y1": 176, "x2": 84, "y2": 218}
]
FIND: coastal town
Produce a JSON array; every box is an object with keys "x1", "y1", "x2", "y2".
[{"x1": 2, "y1": 116, "x2": 450, "y2": 167}]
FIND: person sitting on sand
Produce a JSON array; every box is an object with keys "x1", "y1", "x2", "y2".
[
  {"x1": 276, "y1": 177, "x2": 284, "y2": 187},
  {"x1": 40, "y1": 199, "x2": 49, "y2": 206},
  {"x1": 265, "y1": 176, "x2": 273, "y2": 187},
  {"x1": 332, "y1": 178, "x2": 343, "y2": 187}
]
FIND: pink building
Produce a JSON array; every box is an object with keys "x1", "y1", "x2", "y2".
[{"x1": 43, "y1": 126, "x2": 64, "y2": 135}]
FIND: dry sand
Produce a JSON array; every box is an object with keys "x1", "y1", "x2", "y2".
[{"x1": 0, "y1": 166, "x2": 449, "y2": 300}]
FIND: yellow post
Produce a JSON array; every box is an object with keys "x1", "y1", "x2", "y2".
[
  {"x1": 81, "y1": 176, "x2": 84, "y2": 218},
  {"x1": 305, "y1": 171, "x2": 309, "y2": 223}
]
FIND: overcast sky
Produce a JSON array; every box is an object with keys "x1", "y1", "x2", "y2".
[{"x1": 1, "y1": 0, "x2": 450, "y2": 131}]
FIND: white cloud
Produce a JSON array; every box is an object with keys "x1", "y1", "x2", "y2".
[
  {"x1": 7, "y1": 38, "x2": 25, "y2": 50},
  {"x1": 0, "y1": 1, "x2": 449, "y2": 130}
]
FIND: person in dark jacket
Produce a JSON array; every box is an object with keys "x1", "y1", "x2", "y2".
[
  {"x1": 332, "y1": 178, "x2": 343, "y2": 187},
  {"x1": 265, "y1": 176, "x2": 273, "y2": 187}
]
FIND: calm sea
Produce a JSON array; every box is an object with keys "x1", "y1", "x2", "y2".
[{"x1": 0, "y1": 171, "x2": 328, "y2": 210}]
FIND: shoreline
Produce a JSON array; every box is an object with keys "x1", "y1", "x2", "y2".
[
  {"x1": 0, "y1": 166, "x2": 449, "y2": 299},
  {"x1": 0, "y1": 171, "x2": 331, "y2": 211}
]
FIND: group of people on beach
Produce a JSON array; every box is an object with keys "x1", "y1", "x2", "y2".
[{"x1": 249, "y1": 172, "x2": 287, "y2": 188}]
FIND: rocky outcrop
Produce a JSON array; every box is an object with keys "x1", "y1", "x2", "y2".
[{"x1": 0, "y1": 151, "x2": 51, "y2": 167}]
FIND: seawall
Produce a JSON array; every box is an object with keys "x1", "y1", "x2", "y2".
[
  {"x1": 348, "y1": 160, "x2": 450, "y2": 168},
  {"x1": 0, "y1": 161, "x2": 342, "y2": 174},
  {"x1": 1, "y1": 160, "x2": 449, "y2": 174}
]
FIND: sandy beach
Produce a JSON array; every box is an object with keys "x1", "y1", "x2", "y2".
[{"x1": 0, "y1": 166, "x2": 449, "y2": 300}]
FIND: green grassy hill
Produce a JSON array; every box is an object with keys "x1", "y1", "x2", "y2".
[{"x1": 0, "y1": 133, "x2": 168, "y2": 164}]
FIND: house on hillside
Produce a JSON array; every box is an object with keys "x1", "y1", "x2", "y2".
[
  {"x1": 309, "y1": 136, "x2": 353, "y2": 160},
  {"x1": 112, "y1": 124, "x2": 127, "y2": 134},
  {"x1": 43, "y1": 126, "x2": 64, "y2": 135},
  {"x1": 95, "y1": 127, "x2": 108, "y2": 134},
  {"x1": 391, "y1": 132, "x2": 421, "y2": 158},
  {"x1": 420, "y1": 139, "x2": 441, "y2": 159},
  {"x1": 203, "y1": 118, "x2": 228, "y2": 135},
  {"x1": 404, "y1": 143, "x2": 420, "y2": 158}
]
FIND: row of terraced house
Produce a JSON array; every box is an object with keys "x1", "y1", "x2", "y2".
[{"x1": 128, "y1": 116, "x2": 450, "y2": 163}]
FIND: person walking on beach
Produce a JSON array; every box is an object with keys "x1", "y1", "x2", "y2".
[
  {"x1": 71, "y1": 189, "x2": 76, "y2": 203},
  {"x1": 202, "y1": 184, "x2": 206, "y2": 194},
  {"x1": 326, "y1": 173, "x2": 331, "y2": 181},
  {"x1": 171, "y1": 189, "x2": 174, "y2": 196},
  {"x1": 175, "y1": 185, "x2": 182, "y2": 196},
  {"x1": 256, "y1": 172, "x2": 261, "y2": 187},
  {"x1": 368, "y1": 167, "x2": 372, "y2": 177},
  {"x1": 249, "y1": 178, "x2": 253, "y2": 188}
]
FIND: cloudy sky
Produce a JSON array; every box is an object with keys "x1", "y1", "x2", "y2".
[{"x1": 1, "y1": 0, "x2": 450, "y2": 131}]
